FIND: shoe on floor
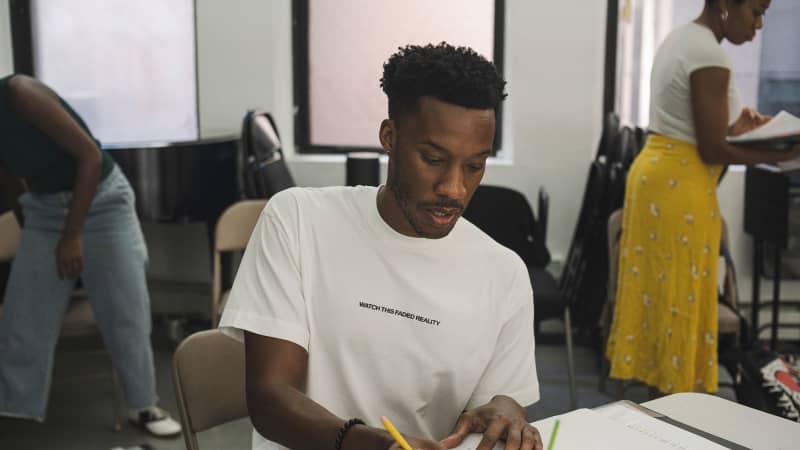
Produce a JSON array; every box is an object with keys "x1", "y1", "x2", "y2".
[{"x1": 128, "y1": 406, "x2": 182, "y2": 438}]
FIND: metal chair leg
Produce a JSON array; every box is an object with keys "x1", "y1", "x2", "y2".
[
  {"x1": 564, "y1": 307, "x2": 578, "y2": 409},
  {"x1": 111, "y1": 368, "x2": 124, "y2": 431}
]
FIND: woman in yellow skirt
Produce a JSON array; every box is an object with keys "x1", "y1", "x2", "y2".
[{"x1": 606, "y1": 0, "x2": 800, "y2": 395}]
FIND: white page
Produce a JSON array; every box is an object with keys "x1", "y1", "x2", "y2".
[
  {"x1": 597, "y1": 403, "x2": 729, "y2": 450},
  {"x1": 728, "y1": 111, "x2": 800, "y2": 143},
  {"x1": 451, "y1": 408, "x2": 677, "y2": 450}
]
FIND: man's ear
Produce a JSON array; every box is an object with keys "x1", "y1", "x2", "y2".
[{"x1": 379, "y1": 119, "x2": 395, "y2": 154}]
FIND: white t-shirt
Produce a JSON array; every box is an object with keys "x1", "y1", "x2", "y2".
[
  {"x1": 649, "y1": 22, "x2": 742, "y2": 144},
  {"x1": 219, "y1": 186, "x2": 540, "y2": 450}
]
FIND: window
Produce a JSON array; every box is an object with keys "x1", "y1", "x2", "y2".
[
  {"x1": 11, "y1": 0, "x2": 198, "y2": 145},
  {"x1": 293, "y1": 0, "x2": 504, "y2": 154},
  {"x1": 757, "y1": 1, "x2": 800, "y2": 116},
  {"x1": 612, "y1": 0, "x2": 797, "y2": 127}
]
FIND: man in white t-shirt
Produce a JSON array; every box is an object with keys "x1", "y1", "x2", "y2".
[{"x1": 220, "y1": 42, "x2": 542, "y2": 450}]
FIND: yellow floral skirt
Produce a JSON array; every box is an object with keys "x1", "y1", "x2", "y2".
[{"x1": 606, "y1": 134, "x2": 724, "y2": 394}]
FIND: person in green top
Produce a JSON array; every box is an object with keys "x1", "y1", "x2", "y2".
[{"x1": 0, "y1": 74, "x2": 180, "y2": 437}]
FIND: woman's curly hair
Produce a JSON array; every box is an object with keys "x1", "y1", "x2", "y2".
[{"x1": 380, "y1": 42, "x2": 506, "y2": 118}]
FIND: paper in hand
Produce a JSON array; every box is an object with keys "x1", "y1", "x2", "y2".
[{"x1": 727, "y1": 111, "x2": 800, "y2": 150}]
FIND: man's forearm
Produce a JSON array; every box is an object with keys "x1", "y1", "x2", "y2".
[
  {"x1": 63, "y1": 152, "x2": 101, "y2": 237},
  {"x1": 249, "y1": 382, "x2": 395, "y2": 450}
]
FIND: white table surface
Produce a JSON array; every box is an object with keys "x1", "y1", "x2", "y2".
[{"x1": 643, "y1": 392, "x2": 800, "y2": 450}]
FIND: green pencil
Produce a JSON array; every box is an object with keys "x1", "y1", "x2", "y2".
[{"x1": 546, "y1": 418, "x2": 561, "y2": 450}]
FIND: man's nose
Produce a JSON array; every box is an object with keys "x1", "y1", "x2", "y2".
[{"x1": 435, "y1": 165, "x2": 467, "y2": 202}]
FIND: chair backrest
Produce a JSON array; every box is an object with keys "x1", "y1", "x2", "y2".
[
  {"x1": 596, "y1": 112, "x2": 620, "y2": 159},
  {"x1": 560, "y1": 160, "x2": 611, "y2": 330},
  {"x1": 239, "y1": 109, "x2": 296, "y2": 199},
  {"x1": 172, "y1": 329, "x2": 248, "y2": 450},
  {"x1": 598, "y1": 208, "x2": 624, "y2": 340},
  {"x1": 215, "y1": 200, "x2": 268, "y2": 252},
  {"x1": 606, "y1": 208, "x2": 624, "y2": 306},
  {"x1": 537, "y1": 187, "x2": 549, "y2": 243},
  {"x1": 0, "y1": 211, "x2": 21, "y2": 263},
  {"x1": 463, "y1": 184, "x2": 550, "y2": 268},
  {"x1": 212, "y1": 199, "x2": 267, "y2": 326}
]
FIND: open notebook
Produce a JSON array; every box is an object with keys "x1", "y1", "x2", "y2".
[
  {"x1": 727, "y1": 111, "x2": 800, "y2": 150},
  {"x1": 451, "y1": 404, "x2": 741, "y2": 450}
]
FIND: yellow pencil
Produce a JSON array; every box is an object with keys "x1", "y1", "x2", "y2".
[{"x1": 381, "y1": 416, "x2": 413, "y2": 450}]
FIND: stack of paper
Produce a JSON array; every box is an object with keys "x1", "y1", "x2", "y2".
[
  {"x1": 452, "y1": 406, "x2": 730, "y2": 450},
  {"x1": 727, "y1": 111, "x2": 800, "y2": 150}
]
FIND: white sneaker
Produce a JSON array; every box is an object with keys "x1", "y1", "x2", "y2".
[{"x1": 128, "y1": 406, "x2": 182, "y2": 438}]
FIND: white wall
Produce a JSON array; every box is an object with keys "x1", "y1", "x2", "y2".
[
  {"x1": 4, "y1": 1, "x2": 793, "y2": 329},
  {"x1": 190, "y1": 0, "x2": 800, "y2": 330},
  {"x1": 195, "y1": 0, "x2": 274, "y2": 137},
  {"x1": 196, "y1": 0, "x2": 608, "y2": 261}
]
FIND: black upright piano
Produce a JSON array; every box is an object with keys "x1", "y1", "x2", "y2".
[{"x1": 105, "y1": 135, "x2": 240, "y2": 228}]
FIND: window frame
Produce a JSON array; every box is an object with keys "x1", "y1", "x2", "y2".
[{"x1": 291, "y1": 0, "x2": 506, "y2": 155}]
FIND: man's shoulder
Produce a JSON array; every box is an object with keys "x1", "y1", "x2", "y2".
[
  {"x1": 270, "y1": 185, "x2": 373, "y2": 207},
  {"x1": 265, "y1": 185, "x2": 376, "y2": 226},
  {"x1": 456, "y1": 218, "x2": 527, "y2": 269}
]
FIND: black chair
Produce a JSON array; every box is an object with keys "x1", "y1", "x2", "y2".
[
  {"x1": 463, "y1": 185, "x2": 577, "y2": 409},
  {"x1": 238, "y1": 109, "x2": 296, "y2": 199}
]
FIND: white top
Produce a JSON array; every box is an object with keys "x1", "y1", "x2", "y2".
[
  {"x1": 219, "y1": 186, "x2": 540, "y2": 450},
  {"x1": 649, "y1": 22, "x2": 742, "y2": 144}
]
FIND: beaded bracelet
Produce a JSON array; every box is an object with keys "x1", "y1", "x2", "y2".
[{"x1": 334, "y1": 418, "x2": 365, "y2": 450}]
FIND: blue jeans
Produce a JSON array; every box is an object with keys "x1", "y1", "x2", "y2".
[{"x1": 0, "y1": 166, "x2": 157, "y2": 420}]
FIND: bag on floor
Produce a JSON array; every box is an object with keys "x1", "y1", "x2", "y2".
[{"x1": 733, "y1": 347, "x2": 800, "y2": 422}]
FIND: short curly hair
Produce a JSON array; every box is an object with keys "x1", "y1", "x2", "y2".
[{"x1": 380, "y1": 42, "x2": 506, "y2": 118}]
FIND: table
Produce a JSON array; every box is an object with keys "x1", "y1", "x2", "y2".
[{"x1": 643, "y1": 392, "x2": 799, "y2": 449}]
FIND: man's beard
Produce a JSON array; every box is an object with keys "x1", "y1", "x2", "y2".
[
  {"x1": 388, "y1": 162, "x2": 426, "y2": 237},
  {"x1": 387, "y1": 161, "x2": 464, "y2": 238}
]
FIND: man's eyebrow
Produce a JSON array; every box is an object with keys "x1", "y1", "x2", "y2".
[
  {"x1": 419, "y1": 140, "x2": 450, "y2": 153},
  {"x1": 420, "y1": 141, "x2": 493, "y2": 158}
]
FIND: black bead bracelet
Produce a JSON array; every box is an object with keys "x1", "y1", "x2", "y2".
[{"x1": 334, "y1": 417, "x2": 365, "y2": 450}]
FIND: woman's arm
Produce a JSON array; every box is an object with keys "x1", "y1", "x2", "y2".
[
  {"x1": 7, "y1": 75, "x2": 103, "y2": 279},
  {"x1": 691, "y1": 67, "x2": 800, "y2": 165}
]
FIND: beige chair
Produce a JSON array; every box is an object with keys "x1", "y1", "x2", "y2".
[
  {"x1": 211, "y1": 199, "x2": 268, "y2": 327},
  {"x1": 0, "y1": 211, "x2": 124, "y2": 430},
  {"x1": 172, "y1": 329, "x2": 248, "y2": 450},
  {"x1": 600, "y1": 208, "x2": 743, "y2": 396}
]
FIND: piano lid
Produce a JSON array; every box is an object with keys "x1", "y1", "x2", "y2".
[{"x1": 106, "y1": 135, "x2": 241, "y2": 224}]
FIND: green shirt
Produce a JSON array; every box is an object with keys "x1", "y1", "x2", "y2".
[{"x1": 0, "y1": 74, "x2": 114, "y2": 193}]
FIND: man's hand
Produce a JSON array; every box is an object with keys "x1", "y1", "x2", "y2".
[
  {"x1": 440, "y1": 396, "x2": 542, "y2": 450},
  {"x1": 56, "y1": 234, "x2": 83, "y2": 280},
  {"x1": 729, "y1": 107, "x2": 771, "y2": 137}
]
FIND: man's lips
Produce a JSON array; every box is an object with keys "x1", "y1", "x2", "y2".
[{"x1": 425, "y1": 206, "x2": 462, "y2": 225}]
